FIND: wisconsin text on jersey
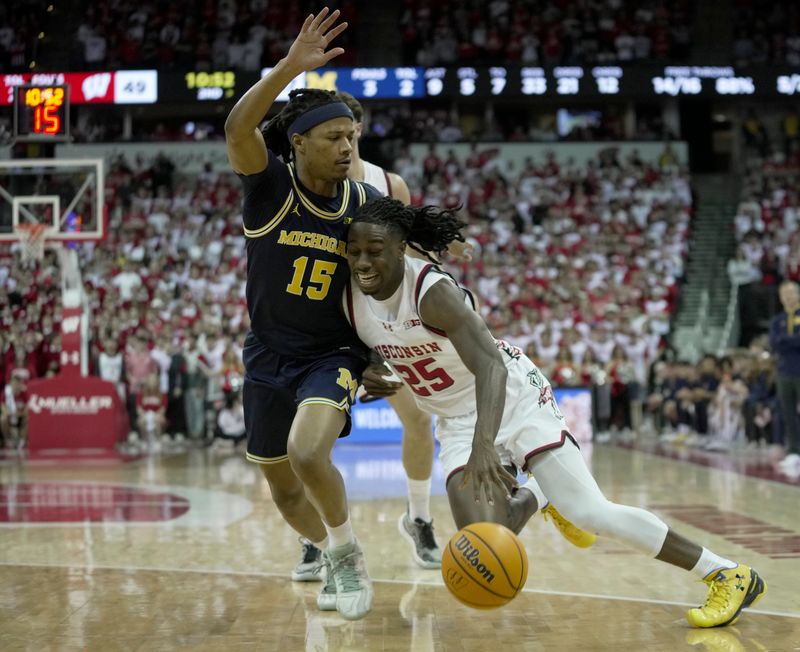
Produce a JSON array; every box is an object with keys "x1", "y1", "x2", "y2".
[
  {"x1": 373, "y1": 342, "x2": 444, "y2": 360},
  {"x1": 276, "y1": 229, "x2": 348, "y2": 258}
]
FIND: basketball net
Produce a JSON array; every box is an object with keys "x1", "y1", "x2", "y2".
[{"x1": 17, "y1": 224, "x2": 48, "y2": 267}]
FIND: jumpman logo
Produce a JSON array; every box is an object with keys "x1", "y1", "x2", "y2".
[{"x1": 291, "y1": 204, "x2": 301, "y2": 217}]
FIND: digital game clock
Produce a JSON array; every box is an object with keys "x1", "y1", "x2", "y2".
[{"x1": 13, "y1": 84, "x2": 70, "y2": 142}]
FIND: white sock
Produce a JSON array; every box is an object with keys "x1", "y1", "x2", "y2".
[
  {"x1": 520, "y1": 475, "x2": 548, "y2": 512},
  {"x1": 407, "y1": 477, "x2": 432, "y2": 522},
  {"x1": 312, "y1": 536, "x2": 328, "y2": 551},
  {"x1": 691, "y1": 548, "x2": 737, "y2": 580},
  {"x1": 325, "y1": 517, "x2": 355, "y2": 549}
]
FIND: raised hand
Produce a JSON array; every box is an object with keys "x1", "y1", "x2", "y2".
[{"x1": 285, "y1": 7, "x2": 348, "y2": 73}]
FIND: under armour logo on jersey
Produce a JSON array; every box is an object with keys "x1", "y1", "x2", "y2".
[
  {"x1": 291, "y1": 204, "x2": 301, "y2": 217},
  {"x1": 382, "y1": 322, "x2": 394, "y2": 332}
]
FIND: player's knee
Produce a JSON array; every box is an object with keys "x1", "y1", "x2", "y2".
[
  {"x1": 400, "y1": 411, "x2": 433, "y2": 439},
  {"x1": 269, "y1": 484, "x2": 307, "y2": 517},
  {"x1": 286, "y1": 438, "x2": 326, "y2": 477},
  {"x1": 553, "y1": 496, "x2": 611, "y2": 534}
]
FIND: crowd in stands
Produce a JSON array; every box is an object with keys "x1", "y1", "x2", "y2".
[
  {"x1": 401, "y1": 0, "x2": 695, "y2": 66},
  {"x1": 1, "y1": 143, "x2": 794, "y2": 463},
  {"x1": 727, "y1": 110, "x2": 800, "y2": 329},
  {"x1": 1, "y1": 155, "x2": 249, "y2": 452},
  {"x1": 644, "y1": 345, "x2": 782, "y2": 450},
  {"x1": 398, "y1": 143, "x2": 691, "y2": 435},
  {"x1": 71, "y1": 0, "x2": 359, "y2": 71},
  {"x1": 0, "y1": 0, "x2": 51, "y2": 72},
  {"x1": 731, "y1": 0, "x2": 800, "y2": 65}
]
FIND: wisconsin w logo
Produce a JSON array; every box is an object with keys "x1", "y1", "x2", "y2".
[{"x1": 62, "y1": 316, "x2": 81, "y2": 334}]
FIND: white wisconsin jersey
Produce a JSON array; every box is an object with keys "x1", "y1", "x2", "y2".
[
  {"x1": 346, "y1": 256, "x2": 489, "y2": 418},
  {"x1": 361, "y1": 160, "x2": 391, "y2": 196}
]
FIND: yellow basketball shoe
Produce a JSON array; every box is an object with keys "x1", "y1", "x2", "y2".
[
  {"x1": 542, "y1": 503, "x2": 597, "y2": 548},
  {"x1": 686, "y1": 565, "x2": 767, "y2": 628}
]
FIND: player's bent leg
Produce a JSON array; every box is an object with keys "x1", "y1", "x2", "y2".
[
  {"x1": 288, "y1": 403, "x2": 373, "y2": 620},
  {"x1": 259, "y1": 459, "x2": 327, "y2": 581},
  {"x1": 528, "y1": 442, "x2": 765, "y2": 626},
  {"x1": 287, "y1": 403, "x2": 350, "y2": 527},
  {"x1": 388, "y1": 387, "x2": 442, "y2": 569},
  {"x1": 389, "y1": 386, "x2": 435, "y2": 482}
]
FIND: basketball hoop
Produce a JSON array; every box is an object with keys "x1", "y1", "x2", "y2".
[{"x1": 17, "y1": 223, "x2": 48, "y2": 267}]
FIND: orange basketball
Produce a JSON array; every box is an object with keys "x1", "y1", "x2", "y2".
[{"x1": 441, "y1": 522, "x2": 528, "y2": 609}]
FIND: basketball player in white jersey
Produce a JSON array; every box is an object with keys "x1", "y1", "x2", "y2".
[
  {"x1": 291, "y1": 92, "x2": 471, "y2": 580},
  {"x1": 344, "y1": 197, "x2": 766, "y2": 629}
]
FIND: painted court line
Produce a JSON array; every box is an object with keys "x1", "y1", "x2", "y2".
[{"x1": 0, "y1": 559, "x2": 796, "y2": 620}]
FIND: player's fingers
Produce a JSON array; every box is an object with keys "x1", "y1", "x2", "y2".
[
  {"x1": 319, "y1": 8, "x2": 340, "y2": 33},
  {"x1": 309, "y1": 6, "x2": 329, "y2": 31},
  {"x1": 300, "y1": 13, "x2": 314, "y2": 32},
  {"x1": 483, "y1": 479, "x2": 495, "y2": 506},
  {"x1": 324, "y1": 22, "x2": 348, "y2": 44},
  {"x1": 500, "y1": 467, "x2": 518, "y2": 489},
  {"x1": 323, "y1": 47, "x2": 345, "y2": 63},
  {"x1": 492, "y1": 470, "x2": 515, "y2": 498}
]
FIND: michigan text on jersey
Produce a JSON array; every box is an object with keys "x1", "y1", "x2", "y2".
[{"x1": 277, "y1": 229, "x2": 347, "y2": 258}]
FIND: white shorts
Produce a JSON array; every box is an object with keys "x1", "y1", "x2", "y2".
[{"x1": 436, "y1": 354, "x2": 577, "y2": 484}]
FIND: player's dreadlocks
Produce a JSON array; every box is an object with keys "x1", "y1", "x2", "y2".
[
  {"x1": 262, "y1": 88, "x2": 341, "y2": 161},
  {"x1": 354, "y1": 196, "x2": 466, "y2": 263}
]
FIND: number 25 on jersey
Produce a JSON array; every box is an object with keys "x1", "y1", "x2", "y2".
[
  {"x1": 286, "y1": 256, "x2": 337, "y2": 300},
  {"x1": 394, "y1": 357, "x2": 455, "y2": 397}
]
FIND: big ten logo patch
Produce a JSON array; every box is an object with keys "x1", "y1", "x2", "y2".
[{"x1": 336, "y1": 368, "x2": 359, "y2": 402}]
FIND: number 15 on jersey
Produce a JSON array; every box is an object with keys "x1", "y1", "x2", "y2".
[{"x1": 286, "y1": 256, "x2": 337, "y2": 300}]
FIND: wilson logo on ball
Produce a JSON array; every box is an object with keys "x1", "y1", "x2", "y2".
[{"x1": 454, "y1": 534, "x2": 496, "y2": 583}]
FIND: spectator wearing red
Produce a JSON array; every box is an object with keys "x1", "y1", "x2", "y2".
[{"x1": 136, "y1": 373, "x2": 167, "y2": 445}]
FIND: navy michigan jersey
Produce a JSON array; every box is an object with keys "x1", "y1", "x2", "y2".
[{"x1": 240, "y1": 150, "x2": 381, "y2": 357}]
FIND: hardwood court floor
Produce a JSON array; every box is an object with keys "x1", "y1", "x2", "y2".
[{"x1": 1, "y1": 442, "x2": 799, "y2": 651}]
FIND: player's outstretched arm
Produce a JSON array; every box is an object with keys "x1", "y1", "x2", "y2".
[
  {"x1": 419, "y1": 280, "x2": 516, "y2": 504},
  {"x1": 224, "y1": 7, "x2": 348, "y2": 175}
]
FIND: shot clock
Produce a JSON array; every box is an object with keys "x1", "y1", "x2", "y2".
[{"x1": 13, "y1": 84, "x2": 70, "y2": 142}]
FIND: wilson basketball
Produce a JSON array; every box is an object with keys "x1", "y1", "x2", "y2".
[{"x1": 441, "y1": 522, "x2": 528, "y2": 609}]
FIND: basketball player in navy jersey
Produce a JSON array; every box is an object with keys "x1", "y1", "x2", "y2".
[
  {"x1": 225, "y1": 8, "x2": 382, "y2": 620},
  {"x1": 345, "y1": 197, "x2": 766, "y2": 629}
]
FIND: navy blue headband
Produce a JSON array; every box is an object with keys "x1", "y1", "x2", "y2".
[{"x1": 286, "y1": 102, "x2": 353, "y2": 140}]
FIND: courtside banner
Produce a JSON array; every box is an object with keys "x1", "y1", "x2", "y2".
[
  {"x1": 348, "y1": 388, "x2": 593, "y2": 445},
  {"x1": 26, "y1": 376, "x2": 129, "y2": 453}
]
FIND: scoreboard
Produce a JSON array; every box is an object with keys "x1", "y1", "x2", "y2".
[
  {"x1": 157, "y1": 64, "x2": 800, "y2": 102},
  {"x1": 13, "y1": 84, "x2": 70, "y2": 142},
  {"x1": 3, "y1": 65, "x2": 800, "y2": 111},
  {"x1": 424, "y1": 65, "x2": 774, "y2": 99},
  {"x1": 156, "y1": 67, "x2": 427, "y2": 102}
]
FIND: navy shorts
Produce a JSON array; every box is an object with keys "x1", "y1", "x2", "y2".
[{"x1": 242, "y1": 331, "x2": 368, "y2": 465}]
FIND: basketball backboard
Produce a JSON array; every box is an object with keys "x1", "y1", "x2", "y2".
[{"x1": 0, "y1": 158, "x2": 104, "y2": 242}]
